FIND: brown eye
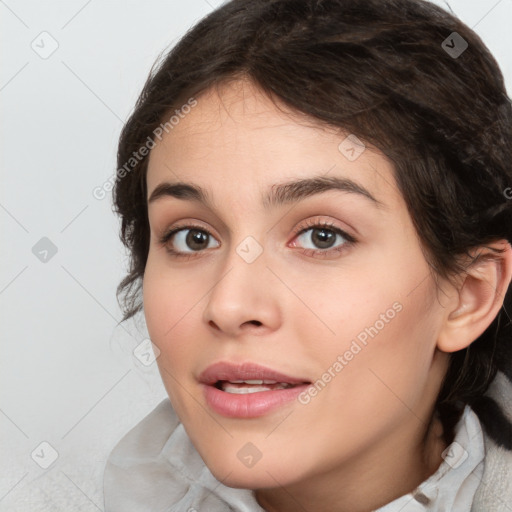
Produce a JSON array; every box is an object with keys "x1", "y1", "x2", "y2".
[
  {"x1": 291, "y1": 220, "x2": 356, "y2": 258},
  {"x1": 183, "y1": 229, "x2": 210, "y2": 251},
  {"x1": 300, "y1": 227, "x2": 338, "y2": 249},
  {"x1": 160, "y1": 225, "x2": 219, "y2": 257}
]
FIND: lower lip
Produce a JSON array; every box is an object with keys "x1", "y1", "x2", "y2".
[{"x1": 202, "y1": 383, "x2": 310, "y2": 418}]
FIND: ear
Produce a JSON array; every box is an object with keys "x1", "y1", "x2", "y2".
[{"x1": 437, "y1": 240, "x2": 512, "y2": 353}]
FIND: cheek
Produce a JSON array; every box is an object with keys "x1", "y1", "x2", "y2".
[
  {"x1": 142, "y1": 254, "x2": 205, "y2": 414},
  {"x1": 309, "y1": 251, "x2": 440, "y2": 410},
  {"x1": 321, "y1": 282, "x2": 440, "y2": 425},
  {"x1": 143, "y1": 251, "x2": 199, "y2": 339},
  {"x1": 142, "y1": 253, "x2": 206, "y2": 383}
]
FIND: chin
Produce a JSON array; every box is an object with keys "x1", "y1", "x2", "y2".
[
  {"x1": 202, "y1": 451, "x2": 303, "y2": 490},
  {"x1": 210, "y1": 467, "x2": 279, "y2": 490}
]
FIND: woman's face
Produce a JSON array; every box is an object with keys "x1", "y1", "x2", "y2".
[{"x1": 143, "y1": 79, "x2": 450, "y2": 493}]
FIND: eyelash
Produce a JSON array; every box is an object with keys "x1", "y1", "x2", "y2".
[{"x1": 158, "y1": 219, "x2": 357, "y2": 260}]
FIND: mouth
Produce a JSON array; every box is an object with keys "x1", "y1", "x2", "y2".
[
  {"x1": 213, "y1": 379, "x2": 304, "y2": 394},
  {"x1": 199, "y1": 360, "x2": 310, "y2": 388},
  {"x1": 199, "y1": 361, "x2": 311, "y2": 418}
]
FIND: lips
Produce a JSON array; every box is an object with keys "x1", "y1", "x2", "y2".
[
  {"x1": 199, "y1": 361, "x2": 312, "y2": 418},
  {"x1": 199, "y1": 361, "x2": 310, "y2": 387}
]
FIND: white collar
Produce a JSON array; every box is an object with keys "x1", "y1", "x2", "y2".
[
  {"x1": 104, "y1": 402, "x2": 487, "y2": 511},
  {"x1": 375, "y1": 405, "x2": 485, "y2": 512}
]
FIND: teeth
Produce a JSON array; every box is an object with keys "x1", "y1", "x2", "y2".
[
  {"x1": 223, "y1": 385, "x2": 274, "y2": 394},
  {"x1": 226, "y1": 379, "x2": 278, "y2": 385},
  {"x1": 220, "y1": 382, "x2": 293, "y2": 393}
]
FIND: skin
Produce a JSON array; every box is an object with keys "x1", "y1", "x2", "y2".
[{"x1": 142, "y1": 78, "x2": 512, "y2": 512}]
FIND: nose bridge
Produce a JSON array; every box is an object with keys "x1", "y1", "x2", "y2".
[
  {"x1": 202, "y1": 230, "x2": 281, "y2": 334},
  {"x1": 211, "y1": 232, "x2": 268, "y2": 303},
  {"x1": 217, "y1": 197, "x2": 269, "y2": 271}
]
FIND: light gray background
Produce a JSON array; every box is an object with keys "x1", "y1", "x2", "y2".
[{"x1": 1, "y1": 0, "x2": 511, "y2": 510}]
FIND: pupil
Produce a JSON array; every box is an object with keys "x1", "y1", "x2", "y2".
[
  {"x1": 187, "y1": 229, "x2": 207, "y2": 250},
  {"x1": 313, "y1": 229, "x2": 334, "y2": 249}
]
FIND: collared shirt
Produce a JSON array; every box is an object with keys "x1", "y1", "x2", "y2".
[
  {"x1": 375, "y1": 405, "x2": 485, "y2": 511},
  {"x1": 104, "y1": 403, "x2": 485, "y2": 512}
]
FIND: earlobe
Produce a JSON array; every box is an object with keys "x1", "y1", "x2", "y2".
[{"x1": 437, "y1": 241, "x2": 512, "y2": 353}]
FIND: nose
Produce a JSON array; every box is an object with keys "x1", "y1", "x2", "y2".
[{"x1": 202, "y1": 241, "x2": 282, "y2": 338}]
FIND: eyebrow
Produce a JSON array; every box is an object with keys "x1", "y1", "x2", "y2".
[{"x1": 147, "y1": 175, "x2": 385, "y2": 209}]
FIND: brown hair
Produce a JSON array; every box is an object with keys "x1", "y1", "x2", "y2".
[{"x1": 113, "y1": 0, "x2": 512, "y2": 448}]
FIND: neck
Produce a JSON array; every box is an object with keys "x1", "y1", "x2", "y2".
[{"x1": 254, "y1": 410, "x2": 447, "y2": 512}]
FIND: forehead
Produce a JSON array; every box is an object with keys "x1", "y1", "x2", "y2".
[{"x1": 146, "y1": 79, "x2": 398, "y2": 209}]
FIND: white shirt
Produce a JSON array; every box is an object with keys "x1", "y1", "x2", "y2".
[
  {"x1": 104, "y1": 401, "x2": 486, "y2": 511},
  {"x1": 375, "y1": 405, "x2": 484, "y2": 511}
]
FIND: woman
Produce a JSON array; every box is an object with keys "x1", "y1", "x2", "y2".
[{"x1": 103, "y1": 0, "x2": 512, "y2": 510}]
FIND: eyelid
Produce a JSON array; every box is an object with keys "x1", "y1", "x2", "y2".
[
  {"x1": 158, "y1": 217, "x2": 357, "y2": 258},
  {"x1": 159, "y1": 221, "x2": 217, "y2": 245},
  {"x1": 160, "y1": 217, "x2": 355, "y2": 241},
  {"x1": 291, "y1": 217, "x2": 356, "y2": 242}
]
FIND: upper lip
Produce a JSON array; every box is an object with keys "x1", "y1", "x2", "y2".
[{"x1": 199, "y1": 361, "x2": 310, "y2": 385}]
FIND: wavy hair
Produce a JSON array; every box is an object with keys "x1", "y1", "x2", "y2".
[{"x1": 112, "y1": 0, "x2": 512, "y2": 449}]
